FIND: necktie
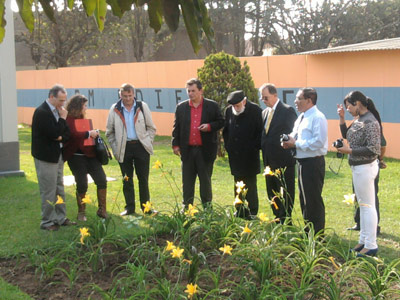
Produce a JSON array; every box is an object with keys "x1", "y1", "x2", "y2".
[{"x1": 265, "y1": 108, "x2": 274, "y2": 134}]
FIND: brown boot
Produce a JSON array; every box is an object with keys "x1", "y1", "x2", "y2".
[
  {"x1": 76, "y1": 193, "x2": 87, "y2": 221},
  {"x1": 96, "y1": 189, "x2": 108, "y2": 218}
]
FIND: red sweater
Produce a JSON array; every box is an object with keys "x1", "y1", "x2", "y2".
[{"x1": 63, "y1": 116, "x2": 96, "y2": 161}]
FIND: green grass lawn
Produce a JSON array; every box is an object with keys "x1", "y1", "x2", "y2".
[
  {"x1": 1, "y1": 125, "x2": 400, "y2": 298},
  {"x1": 1, "y1": 126, "x2": 400, "y2": 260}
]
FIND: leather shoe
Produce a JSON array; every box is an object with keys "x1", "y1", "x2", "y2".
[
  {"x1": 357, "y1": 248, "x2": 378, "y2": 257},
  {"x1": 347, "y1": 224, "x2": 360, "y2": 231},
  {"x1": 61, "y1": 218, "x2": 77, "y2": 226},
  {"x1": 41, "y1": 224, "x2": 60, "y2": 231},
  {"x1": 120, "y1": 210, "x2": 135, "y2": 216},
  {"x1": 351, "y1": 244, "x2": 364, "y2": 252}
]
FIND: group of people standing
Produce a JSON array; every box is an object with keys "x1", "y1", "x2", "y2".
[{"x1": 31, "y1": 79, "x2": 383, "y2": 257}]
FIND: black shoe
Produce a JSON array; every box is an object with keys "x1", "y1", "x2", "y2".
[
  {"x1": 347, "y1": 224, "x2": 360, "y2": 231},
  {"x1": 357, "y1": 248, "x2": 378, "y2": 257},
  {"x1": 41, "y1": 224, "x2": 60, "y2": 231},
  {"x1": 61, "y1": 218, "x2": 77, "y2": 226},
  {"x1": 120, "y1": 210, "x2": 135, "y2": 216}
]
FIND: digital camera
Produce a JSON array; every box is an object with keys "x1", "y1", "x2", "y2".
[
  {"x1": 280, "y1": 134, "x2": 289, "y2": 143},
  {"x1": 332, "y1": 138, "x2": 344, "y2": 148}
]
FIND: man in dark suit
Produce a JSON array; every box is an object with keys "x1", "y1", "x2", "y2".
[
  {"x1": 32, "y1": 84, "x2": 75, "y2": 231},
  {"x1": 172, "y1": 78, "x2": 224, "y2": 209},
  {"x1": 223, "y1": 90, "x2": 263, "y2": 218},
  {"x1": 260, "y1": 83, "x2": 297, "y2": 224}
]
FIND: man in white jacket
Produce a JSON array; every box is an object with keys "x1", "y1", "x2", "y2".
[{"x1": 106, "y1": 83, "x2": 157, "y2": 216}]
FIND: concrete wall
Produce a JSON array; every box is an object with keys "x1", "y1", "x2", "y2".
[{"x1": 16, "y1": 51, "x2": 400, "y2": 159}]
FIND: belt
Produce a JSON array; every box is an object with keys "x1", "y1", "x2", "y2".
[
  {"x1": 127, "y1": 140, "x2": 140, "y2": 144},
  {"x1": 297, "y1": 155, "x2": 323, "y2": 162}
]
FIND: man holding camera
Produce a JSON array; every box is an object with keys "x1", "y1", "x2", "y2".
[
  {"x1": 260, "y1": 83, "x2": 297, "y2": 224},
  {"x1": 282, "y1": 88, "x2": 328, "y2": 235}
]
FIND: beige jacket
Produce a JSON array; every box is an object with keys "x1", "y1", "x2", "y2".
[{"x1": 106, "y1": 99, "x2": 156, "y2": 163}]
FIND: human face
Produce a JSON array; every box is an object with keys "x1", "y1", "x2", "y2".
[
  {"x1": 261, "y1": 88, "x2": 277, "y2": 108},
  {"x1": 345, "y1": 100, "x2": 358, "y2": 117},
  {"x1": 186, "y1": 84, "x2": 203, "y2": 103},
  {"x1": 121, "y1": 90, "x2": 135, "y2": 107},
  {"x1": 294, "y1": 91, "x2": 309, "y2": 113},
  {"x1": 82, "y1": 102, "x2": 88, "y2": 115},
  {"x1": 50, "y1": 91, "x2": 67, "y2": 109},
  {"x1": 232, "y1": 99, "x2": 246, "y2": 113}
]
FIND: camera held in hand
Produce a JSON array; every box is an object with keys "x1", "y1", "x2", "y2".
[
  {"x1": 280, "y1": 134, "x2": 289, "y2": 143},
  {"x1": 333, "y1": 138, "x2": 344, "y2": 158},
  {"x1": 332, "y1": 138, "x2": 344, "y2": 148}
]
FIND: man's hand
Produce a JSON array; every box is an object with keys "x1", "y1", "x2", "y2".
[
  {"x1": 55, "y1": 136, "x2": 62, "y2": 141},
  {"x1": 282, "y1": 136, "x2": 296, "y2": 149},
  {"x1": 173, "y1": 147, "x2": 181, "y2": 156},
  {"x1": 58, "y1": 106, "x2": 68, "y2": 119},
  {"x1": 198, "y1": 124, "x2": 209, "y2": 132}
]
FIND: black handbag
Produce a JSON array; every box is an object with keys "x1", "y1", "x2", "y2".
[{"x1": 95, "y1": 136, "x2": 112, "y2": 165}]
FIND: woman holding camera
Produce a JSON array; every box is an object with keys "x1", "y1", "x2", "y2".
[
  {"x1": 336, "y1": 91, "x2": 381, "y2": 256},
  {"x1": 63, "y1": 94, "x2": 108, "y2": 221}
]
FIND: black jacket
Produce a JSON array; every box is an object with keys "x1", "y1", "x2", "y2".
[
  {"x1": 223, "y1": 101, "x2": 263, "y2": 177},
  {"x1": 31, "y1": 101, "x2": 70, "y2": 163},
  {"x1": 261, "y1": 101, "x2": 297, "y2": 169},
  {"x1": 172, "y1": 98, "x2": 224, "y2": 162}
]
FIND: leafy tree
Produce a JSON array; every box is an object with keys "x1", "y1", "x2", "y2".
[
  {"x1": 1, "y1": 0, "x2": 214, "y2": 54},
  {"x1": 197, "y1": 51, "x2": 258, "y2": 156}
]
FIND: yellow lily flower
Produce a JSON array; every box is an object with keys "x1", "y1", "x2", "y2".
[
  {"x1": 329, "y1": 256, "x2": 340, "y2": 270},
  {"x1": 258, "y1": 213, "x2": 268, "y2": 223},
  {"x1": 185, "y1": 283, "x2": 198, "y2": 299},
  {"x1": 263, "y1": 166, "x2": 274, "y2": 176},
  {"x1": 219, "y1": 244, "x2": 233, "y2": 255},
  {"x1": 152, "y1": 160, "x2": 162, "y2": 169},
  {"x1": 165, "y1": 241, "x2": 176, "y2": 252},
  {"x1": 182, "y1": 259, "x2": 192, "y2": 264},
  {"x1": 241, "y1": 223, "x2": 252, "y2": 235},
  {"x1": 123, "y1": 175, "x2": 129, "y2": 181},
  {"x1": 235, "y1": 181, "x2": 246, "y2": 194},
  {"x1": 234, "y1": 196, "x2": 243, "y2": 207},
  {"x1": 185, "y1": 204, "x2": 199, "y2": 217},
  {"x1": 142, "y1": 201, "x2": 153, "y2": 214},
  {"x1": 343, "y1": 194, "x2": 355, "y2": 205},
  {"x1": 270, "y1": 196, "x2": 279, "y2": 210},
  {"x1": 79, "y1": 227, "x2": 90, "y2": 244},
  {"x1": 171, "y1": 247, "x2": 184, "y2": 258},
  {"x1": 55, "y1": 196, "x2": 64, "y2": 205},
  {"x1": 81, "y1": 195, "x2": 91, "y2": 204}
]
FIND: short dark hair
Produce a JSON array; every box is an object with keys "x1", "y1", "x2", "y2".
[
  {"x1": 48, "y1": 84, "x2": 66, "y2": 98},
  {"x1": 119, "y1": 83, "x2": 135, "y2": 95},
  {"x1": 300, "y1": 88, "x2": 317, "y2": 105},
  {"x1": 186, "y1": 78, "x2": 202, "y2": 90},
  {"x1": 67, "y1": 94, "x2": 88, "y2": 119},
  {"x1": 259, "y1": 83, "x2": 277, "y2": 95}
]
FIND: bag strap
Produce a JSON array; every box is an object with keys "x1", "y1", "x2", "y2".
[
  {"x1": 136, "y1": 100, "x2": 147, "y2": 130},
  {"x1": 98, "y1": 136, "x2": 112, "y2": 160}
]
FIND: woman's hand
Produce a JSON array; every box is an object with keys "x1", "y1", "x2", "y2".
[
  {"x1": 337, "y1": 104, "x2": 345, "y2": 119},
  {"x1": 89, "y1": 130, "x2": 99, "y2": 138},
  {"x1": 337, "y1": 144, "x2": 352, "y2": 155}
]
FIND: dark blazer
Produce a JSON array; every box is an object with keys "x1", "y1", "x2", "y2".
[
  {"x1": 31, "y1": 101, "x2": 70, "y2": 163},
  {"x1": 172, "y1": 98, "x2": 224, "y2": 162},
  {"x1": 261, "y1": 100, "x2": 297, "y2": 169},
  {"x1": 223, "y1": 101, "x2": 263, "y2": 177}
]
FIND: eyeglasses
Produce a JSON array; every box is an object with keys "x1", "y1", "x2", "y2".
[
  {"x1": 260, "y1": 96, "x2": 269, "y2": 101},
  {"x1": 295, "y1": 97, "x2": 306, "y2": 101}
]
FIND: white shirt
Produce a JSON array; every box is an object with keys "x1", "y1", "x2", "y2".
[{"x1": 291, "y1": 105, "x2": 328, "y2": 159}]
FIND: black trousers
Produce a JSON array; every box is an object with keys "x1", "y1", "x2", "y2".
[
  {"x1": 266, "y1": 165, "x2": 295, "y2": 224},
  {"x1": 297, "y1": 156, "x2": 325, "y2": 234},
  {"x1": 119, "y1": 142, "x2": 150, "y2": 213},
  {"x1": 234, "y1": 175, "x2": 258, "y2": 215},
  {"x1": 182, "y1": 146, "x2": 214, "y2": 208},
  {"x1": 354, "y1": 166, "x2": 380, "y2": 226},
  {"x1": 68, "y1": 155, "x2": 107, "y2": 194}
]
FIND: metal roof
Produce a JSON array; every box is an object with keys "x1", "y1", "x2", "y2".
[{"x1": 295, "y1": 37, "x2": 400, "y2": 55}]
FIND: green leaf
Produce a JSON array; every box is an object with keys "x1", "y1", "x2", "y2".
[
  {"x1": 94, "y1": 0, "x2": 107, "y2": 31},
  {"x1": 106, "y1": 0, "x2": 122, "y2": 18},
  {"x1": 162, "y1": 0, "x2": 180, "y2": 32},
  {"x1": 16, "y1": 0, "x2": 34, "y2": 32},
  {"x1": 0, "y1": 0, "x2": 5, "y2": 43},
  {"x1": 196, "y1": 0, "x2": 214, "y2": 47},
  {"x1": 67, "y1": 0, "x2": 74, "y2": 10},
  {"x1": 179, "y1": 0, "x2": 200, "y2": 53},
  {"x1": 82, "y1": 0, "x2": 96, "y2": 16},
  {"x1": 117, "y1": 0, "x2": 134, "y2": 15},
  {"x1": 38, "y1": 0, "x2": 55, "y2": 22},
  {"x1": 148, "y1": 0, "x2": 162, "y2": 33}
]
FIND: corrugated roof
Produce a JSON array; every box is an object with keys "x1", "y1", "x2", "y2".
[{"x1": 295, "y1": 37, "x2": 400, "y2": 55}]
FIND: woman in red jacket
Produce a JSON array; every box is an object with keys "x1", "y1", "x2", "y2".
[{"x1": 63, "y1": 94, "x2": 108, "y2": 221}]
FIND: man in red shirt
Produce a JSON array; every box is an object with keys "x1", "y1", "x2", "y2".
[{"x1": 172, "y1": 78, "x2": 224, "y2": 209}]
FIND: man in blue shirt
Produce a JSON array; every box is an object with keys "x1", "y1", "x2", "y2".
[{"x1": 282, "y1": 88, "x2": 328, "y2": 235}]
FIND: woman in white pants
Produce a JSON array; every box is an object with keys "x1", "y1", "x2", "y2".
[{"x1": 336, "y1": 91, "x2": 381, "y2": 256}]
